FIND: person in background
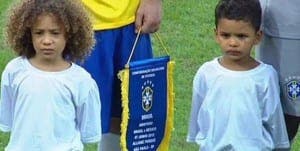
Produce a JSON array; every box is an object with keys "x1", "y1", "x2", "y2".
[
  {"x1": 81, "y1": 0, "x2": 162, "y2": 150},
  {"x1": 186, "y1": 0, "x2": 289, "y2": 150},
  {"x1": 0, "y1": 0, "x2": 101, "y2": 150},
  {"x1": 256, "y1": 0, "x2": 300, "y2": 149}
]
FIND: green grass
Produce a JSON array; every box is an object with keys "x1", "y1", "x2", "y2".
[
  {"x1": 0, "y1": 0, "x2": 15, "y2": 150},
  {"x1": 154, "y1": 1, "x2": 219, "y2": 150},
  {"x1": 0, "y1": 0, "x2": 15, "y2": 73},
  {"x1": 1, "y1": 0, "x2": 300, "y2": 150}
]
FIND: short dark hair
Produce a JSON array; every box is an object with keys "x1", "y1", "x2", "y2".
[{"x1": 215, "y1": 0, "x2": 262, "y2": 31}]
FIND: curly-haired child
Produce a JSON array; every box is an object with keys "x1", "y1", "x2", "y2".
[{"x1": 0, "y1": 0, "x2": 101, "y2": 150}]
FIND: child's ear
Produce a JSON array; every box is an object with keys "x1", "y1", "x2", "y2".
[
  {"x1": 254, "y1": 30, "x2": 263, "y2": 44},
  {"x1": 214, "y1": 28, "x2": 219, "y2": 43}
]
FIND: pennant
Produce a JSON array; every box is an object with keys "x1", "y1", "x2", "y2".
[{"x1": 118, "y1": 56, "x2": 175, "y2": 151}]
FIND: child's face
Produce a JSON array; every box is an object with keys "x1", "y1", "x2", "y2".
[
  {"x1": 31, "y1": 13, "x2": 67, "y2": 62},
  {"x1": 215, "y1": 18, "x2": 262, "y2": 62}
]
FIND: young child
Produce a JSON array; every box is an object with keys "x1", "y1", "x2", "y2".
[
  {"x1": 186, "y1": 0, "x2": 289, "y2": 150},
  {"x1": 0, "y1": 0, "x2": 101, "y2": 150}
]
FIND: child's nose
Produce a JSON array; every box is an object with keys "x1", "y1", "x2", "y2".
[
  {"x1": 228, "y1": 37, "x2": 238, "y2": 47},
  {"x1": 42, "y1": 35, "x2": 53, "y2": 45}
]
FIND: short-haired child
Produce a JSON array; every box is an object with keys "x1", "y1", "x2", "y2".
[{"x1": 186, "y1": 0, "x2": 290, "y2": 150}]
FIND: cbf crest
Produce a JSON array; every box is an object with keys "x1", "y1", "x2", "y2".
[
  {"x1": 118, "y1": 56, "x2": 174, "y2": 151},
  {"x1": 286, "y1": 79, "x2": 300, "y2": 101},
  {"x1": 142, "y1": 80, "x2": 154, "y2": 112}
]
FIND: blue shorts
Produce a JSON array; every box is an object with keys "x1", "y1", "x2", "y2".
[{"x1": 81, "y1": 23, "x2": 153, "y2": 133}]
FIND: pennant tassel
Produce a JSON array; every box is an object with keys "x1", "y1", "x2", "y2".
[
  {"x1": 158, "y1": 61, "x2": 175, "y2": 151},
  {"x1": 118, "y1": 68, "x2": 130, "y2": 151}
]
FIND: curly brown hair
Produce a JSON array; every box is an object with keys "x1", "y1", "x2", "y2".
[{"x1": 6, "y1": 0, "x2": 95, "y2": 62}]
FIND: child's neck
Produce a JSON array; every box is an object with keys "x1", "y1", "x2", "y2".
[
  {"x1": 218, "y1": 56, "x2": 260, "y2": 71},
  {"x1": 29, "y1": 57, "x2": 71, "y2": 72}
]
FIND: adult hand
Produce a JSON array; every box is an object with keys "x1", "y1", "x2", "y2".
[{"x1": 135, "y1": 0, "x2": 162, "y2": 33}]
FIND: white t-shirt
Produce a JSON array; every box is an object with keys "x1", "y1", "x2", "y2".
[
  {"x1": 0, "y1": 57, "x2": 101, "y2": 151},
  {"x1": 187, "y1": 58, "x2": 289, "y2": 151}
]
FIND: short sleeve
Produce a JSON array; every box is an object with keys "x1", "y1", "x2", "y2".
[
  {"x1": 0, "y1": 66, "x2": 14, "y2": 132},
  {"x1": 76, "y1": 79, "x2": 101, "y2": 143},
  {"x1": 186, "y1": 68, "x2": 207, "y2": 142},
  {"x1": 262, "y1": 68, "x2": 290, "y2": 149}
]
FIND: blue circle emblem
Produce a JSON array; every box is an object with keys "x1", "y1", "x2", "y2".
[{"x1": 287, "y1": 80, "x2": 300, "y2": 100}]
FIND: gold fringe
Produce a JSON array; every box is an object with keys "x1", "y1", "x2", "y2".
[
  {"x1": 118, "y1": 68, "x2": 130, "y2": 151},
  {"x1": 157, "y1": 61, "x2": 175, "y2": 151},
  {"x1": 118, "y1": 60, "x2": 175, "y2": 151}
]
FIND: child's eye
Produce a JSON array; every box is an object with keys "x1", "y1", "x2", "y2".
[
  {"x1": 220, "y1": 33, "x2": 230, "y2": 38},
  {"x1": 51, "y1": 31, "x2": 62, "y2": 35},
  {"x1": 237, "y1": 34, "x2": 248, "y2": 39},
  {"x1": 33, "y1": 31, "x2": 42, "y2": 35}
]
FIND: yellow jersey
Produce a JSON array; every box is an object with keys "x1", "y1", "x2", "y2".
[{"x1": 82, "y1": 0, "x2": 140, "y2": 30}]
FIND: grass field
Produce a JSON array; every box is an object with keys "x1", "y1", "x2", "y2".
[{"x1": 0, "y1": 0, "x2": 299, "y2": 150}]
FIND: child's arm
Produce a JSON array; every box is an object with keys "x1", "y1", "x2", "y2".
[
  {"x1": 265, "y1": 104, "x2": 290, "y2": 150},
  {"x1": 0, "y1": 66, "x2": 13, "y2": 132},
  {"x1": 76, "y1": 79, "x2": 101, "y2": 144},
  {"x1": 262, "y1": 69, "x2": 290, "y2": 150},
  {"x1": 186, "y1": 68, "x2": 207, "y2": 143}
]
